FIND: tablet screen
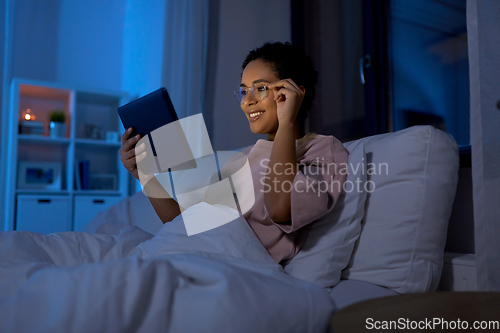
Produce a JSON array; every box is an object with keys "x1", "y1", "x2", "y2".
[
  {"x1": 118, "y1": 88, "x2": 178, "y2": 138},
  {"x1": 118, "y1": 88, "x2": 195, "y2": 174}
]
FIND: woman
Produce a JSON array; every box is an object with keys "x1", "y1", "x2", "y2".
[{"x1": 119, "y1": 42, "x2": 348, "y2": 263}]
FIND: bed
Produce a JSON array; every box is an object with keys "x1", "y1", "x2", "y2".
[{"x1": 0, "y1": 125, "x2": 459, "y2": 332}]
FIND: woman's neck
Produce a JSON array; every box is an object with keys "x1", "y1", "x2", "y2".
[{"x1": 267, "y1": 121, "x2": 304, "y2": 141}]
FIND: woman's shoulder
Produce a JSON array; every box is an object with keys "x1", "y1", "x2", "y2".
[
  {"x1": 296, "y1": 133, "x2": 347, "y2": 161},
  {"x1": 296, "y1": 132, "x2": 343, "y2": 148}
]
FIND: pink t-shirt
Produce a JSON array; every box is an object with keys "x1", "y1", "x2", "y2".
[{"x1": 241, "y1": 134, "x2": 348, "y2": 263}]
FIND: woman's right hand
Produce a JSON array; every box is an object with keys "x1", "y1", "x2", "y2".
[
  {"x1": 119, "y1": 127, "x2": 150, "y2": 183},
  {"x1": 120, "y1": 128, "x2": 181, "y2": 221}
]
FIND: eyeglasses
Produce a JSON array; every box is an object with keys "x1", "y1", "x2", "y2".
[{"x1": 234, "y1": 83, "x2": 270, "y2": 104}]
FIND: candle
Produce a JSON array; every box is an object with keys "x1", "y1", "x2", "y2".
[{"x1": 24, "y1": 108, "x2": 35, "y2": 121}]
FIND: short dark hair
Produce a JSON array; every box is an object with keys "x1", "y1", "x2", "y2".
[{"x1": 242, "y1": 41, "x2": 318, "y2": 123}]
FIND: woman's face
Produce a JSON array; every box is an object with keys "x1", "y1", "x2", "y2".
[{"x1": 240, "y1": 59, "x2": 280, "y2": 139}]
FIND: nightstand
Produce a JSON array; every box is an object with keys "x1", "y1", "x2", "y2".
[{"x1": 438, "y1": 252, "x2": 477, "y2": 291}]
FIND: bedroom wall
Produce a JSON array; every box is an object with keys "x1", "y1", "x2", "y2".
[
  {"x1": 0, "y1": 0, "x2": 168, "y2": 219},
  {"x1": 0, "y1": 0, "x2": 62, "y2": 227},
  {"x1": 3, "y1": 0, "x2": 166, "y2": 94},
  {"x1": 52, "y1": 0, "x2": 292, "y2": 152},
  {"x1": 0, "y1": 0, "x2": 292, "y2": 209},
  {"x1": 122, "y1": 1, "x2": 167, "y2": 99},
  {"x1": 56, "y1": 0, "x2": 126, "y2": 90},
  {"x1": 10, "y1": 0, "x2": 60, "y2": 82},
  {"x1": 208, "y1": 0, "x2": 291, "y2": 151}
]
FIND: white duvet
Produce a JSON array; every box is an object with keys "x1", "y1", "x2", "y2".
[{"x1": 0, "y1": 203, "x2": 335, "y2": 332}]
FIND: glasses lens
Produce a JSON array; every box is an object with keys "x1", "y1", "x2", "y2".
[
  {"x1": 252, "y1": 83, "x2": 268, "y2": 101},
  {"x1": 235, "y1": 87, "x2": 247, "y2": 103},
  {"x1": 235, "y1": 84, "x2": 268, "y2": 103}
]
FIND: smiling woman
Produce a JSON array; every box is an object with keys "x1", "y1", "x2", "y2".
[
  {"x1": 238, "y1": 59, "x2": 282, "y2": 138},
  {"x1": 228, "y1": 42, "x2": 349, "y2": 263},
  {"x1": 117, "y1": 41, "x2": 349, "y2": 264}
]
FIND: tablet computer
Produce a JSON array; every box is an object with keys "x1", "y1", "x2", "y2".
[
  {"x1": 118, "y1": 87, "x2": 178, "y2": 138},
  {"x1": 118, "y1": 87, "x2": 195, "y2": 175}
]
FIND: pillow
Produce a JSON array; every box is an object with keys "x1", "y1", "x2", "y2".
[
  {"x1": 282, "y1": 140, "x2": 367, "y2": 288},
  {"x1": 135, "y1": 202, "x2": 277, "y2": 265},
  {"x1": 341, "y1": 126, "x2": 459, "y2": 294}
]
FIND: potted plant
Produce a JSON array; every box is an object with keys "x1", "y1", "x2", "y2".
[{"x1": 49, "y1": 110, "x2": 66, "y2": 138}]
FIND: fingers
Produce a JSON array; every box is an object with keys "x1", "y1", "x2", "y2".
[
  {"x1": 135, "y1": 147, "x2": 148, "y2": 163},
  {"x1": 122, "y1": 142, "x2": 143, "y2": 160},
  {"x1": 123, "y1": 143, "x2": 147, "y2": 167},
  {"x1": 122, "y1": 151, "x2": 147, "y2": 176},
  {"x1": 274, "y1": 90, "x2": 286, "y2": 103},
  {"x1": 268, "y1": 79, "x2": 304, "y2": 102},
  {"x1": 126, "y1": 134, "x2": 141, "y2": 151},
  {"x1": 120, "y1": 133, "x2": 141, "y2": 156},
  {"x1": 122, "y1": 128, "x2": 143, "y2": 151},
  {"x1": 268, "y1": 79, "x2": 302, "y2": 93},
  {"x1": 121, "y1": 127, "x2": 133, "y2": 145},
  {"x1": 269, "y1": 79, "x2": 304, "y2": 103},
  {"x1": 120, "y1": 127, "x2": 148, "y2": 175},
  {"x1": 283, "y1": 78, "x2": 301, "y2": 92}
]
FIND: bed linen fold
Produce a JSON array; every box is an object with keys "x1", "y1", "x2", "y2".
[{"x1": 0, "y1": 203, "x2": 335, "y2": 332}]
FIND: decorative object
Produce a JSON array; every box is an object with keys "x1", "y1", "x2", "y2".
[
  {"x1": 84, "y1": 123, "x2": 103, "y2": 140},
  {"x1": 17, "y1": 161, "x2": 62, "y2": 190},
  {"x1": 19, "y1": 121, "x2": 44, "y2": 136},
  {"x1": 89, "y1": 173, "x2": 117, "y2": 191},
  {"x1": 105, "y1": 131, "x2": 119, "y2": 143},
  {"x1": 49, "y1": 110, "x2": 67, "y2": 138},
  {"x1": 19, "y1": 108, "x2": 44, "y2": 135},
  {"x1": 23, "y1": 108, "x2": 36, "y2": 121}
]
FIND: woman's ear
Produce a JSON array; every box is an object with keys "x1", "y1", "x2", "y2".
[{"x1": 299, "y1": 85, "x2": 306, "y2": 94}]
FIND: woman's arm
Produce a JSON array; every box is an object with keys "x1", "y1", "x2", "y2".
[
  {"x1": 264, "y1": 79, "x2": 305, "y2": 223},
  {"x1": 119, "y1": 127, "x2": 181, "y2": 224},
  {"x1": 141, "y1": 177, "x2": 181, "y2": 224},
  {"x1": 265, "y1": 121, "x2": 297, "y2": 222}
]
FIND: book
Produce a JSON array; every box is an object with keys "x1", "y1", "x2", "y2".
[
  {"x1": 74, "y1": 160, "x2": 81, "y2": 190},
  {"x1": 79, "y1": 160, "x2": 90, "y2": 190},
  {"x1": 19, "y1": 121, "x2": 45, "y2": 135}
]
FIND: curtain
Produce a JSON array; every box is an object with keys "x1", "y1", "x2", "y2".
[
  {"x1": 467, "y1": 0, "x2": 500, "y2": 291},
  {"x1": 162, "y1": 0, "x2": 209, "y2": 120},
  {"x1": 123, "y1": 0, "x2": 210, "y2": 193}
]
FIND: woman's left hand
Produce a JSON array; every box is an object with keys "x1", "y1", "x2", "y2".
[{"x1": 268, "y1": 79, "x2": 305, "y2": 124}]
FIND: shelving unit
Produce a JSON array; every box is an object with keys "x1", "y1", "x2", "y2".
[{"x1": 3, "y1": 78, "x2": 129, "y2": 233}]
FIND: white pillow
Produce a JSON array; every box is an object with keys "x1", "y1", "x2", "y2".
[
  {"x1": 341, "y1": 126, "x2": 459, "y2": 294},
  {"x1": 282, "y1": 141, "x2": 366, "y2": 288}
]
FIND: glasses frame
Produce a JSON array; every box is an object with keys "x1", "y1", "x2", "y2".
[{"x1": 234, "y1": 83, "x2": 270, "y2": 104}]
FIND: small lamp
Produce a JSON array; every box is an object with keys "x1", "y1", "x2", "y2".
[{"x1": 23, "y1": 108, "x2": 36, "y2": 121}]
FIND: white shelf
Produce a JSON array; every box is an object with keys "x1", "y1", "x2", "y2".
[
  {"x1": 18, "y1": 135, "x2": 71, "y2": 145},
  {"x1": 74, "y1": 138, "x2": 121, "y2": 148},
  {"x1": 72, "y1": 190, "x2": 122, "y2": 196},
  {"x1": 15, "y1": 189, "x2": 70, "y2": 194},
  {"x1": 3, "y1": 78, "x2": 130, "y2": 233}
]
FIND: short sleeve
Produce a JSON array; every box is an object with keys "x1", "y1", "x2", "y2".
[{"x1": 274, "y1": 136, "x2": 348, "y2": 233}]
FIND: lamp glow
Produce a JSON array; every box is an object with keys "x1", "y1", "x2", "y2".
[{"x1": 24, "y1": 108, "x2": 35, "y2": 121}]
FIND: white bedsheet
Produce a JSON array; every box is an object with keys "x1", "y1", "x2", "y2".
[{"x1": 0, "y1": 203, "x2": 335, "y2": 332}]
